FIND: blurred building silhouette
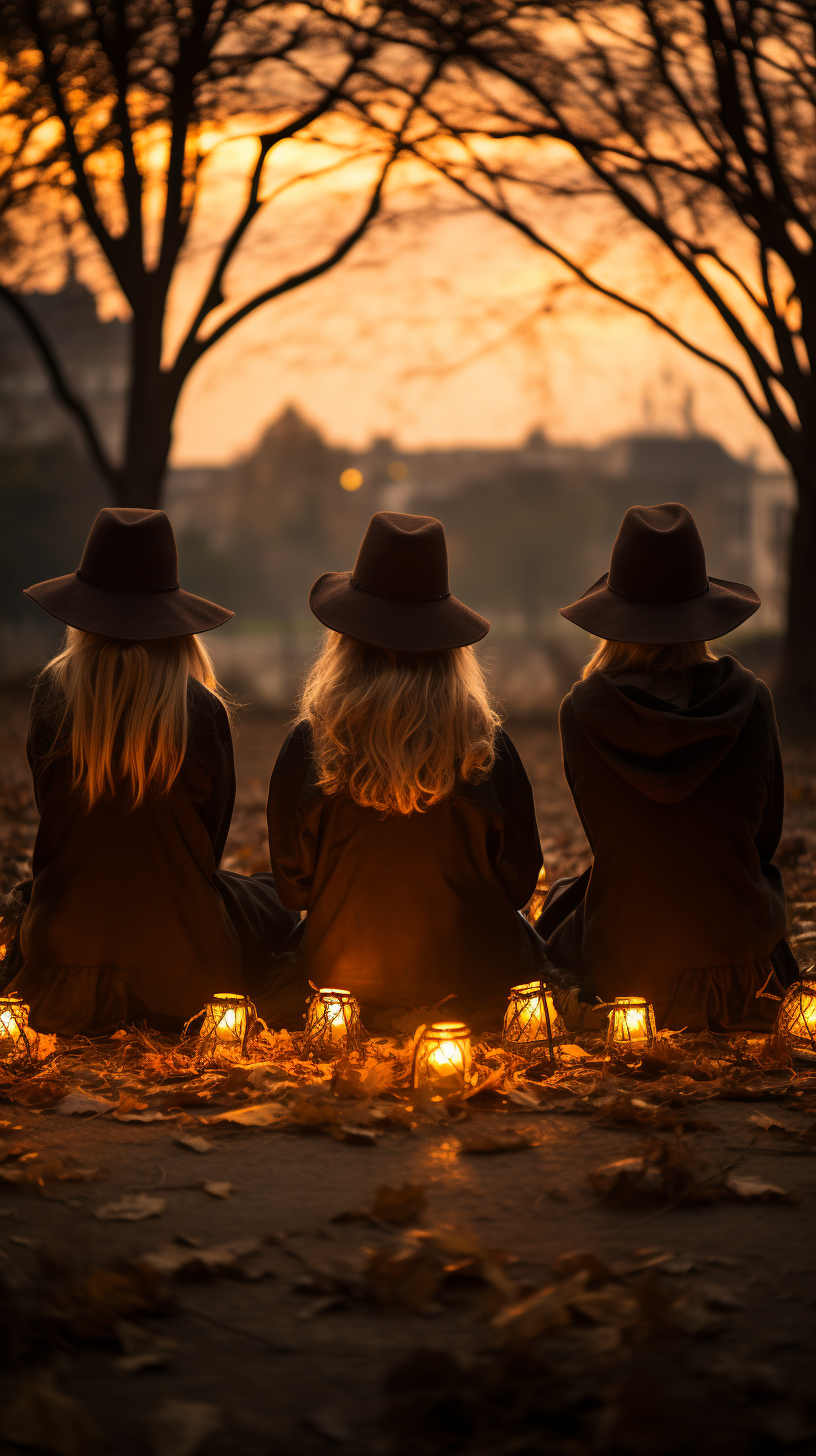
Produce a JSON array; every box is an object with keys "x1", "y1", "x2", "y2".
[{"x1": 0, "y1": 281, "x2": 795, "y2": 707}]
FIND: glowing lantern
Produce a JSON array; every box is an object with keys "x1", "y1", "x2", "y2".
[
  {"x1": 413, "y1": 1022, "x2": 473, "y2": 1093},
  {"x1": 304, "y1": 988, "x2": 364, "y2": 1054},
  {"x1": 0, "y1": 994, "x2": 31, "y2": 1059},
  {"x1": 198, "y1": 994, "x2": 256, "y2": 1055},
  {"x1": 502, "y1": 981, "x2": 559, "y2": 1062},
  {"x1": 607, "y1": 996, "x2": 656, "y2": 1053},
  {"x1": 775, "y1": 978, "x2": 816, "y2": 1063}
]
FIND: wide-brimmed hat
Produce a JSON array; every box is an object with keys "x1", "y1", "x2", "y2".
[
  {"x1": 309, "y1": 511, "x2": 489, "y2": 651},
  {"x1": 25, "y1": 507, "x2": 233, "y2": 640},
  {"x1": 560, "y1": 502, "x2": 760, "y2": 644}
]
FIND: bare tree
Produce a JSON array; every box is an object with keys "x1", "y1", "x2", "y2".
[
  {"x1": 388, "y1": 0, "x2": 816, "y2": 727},
  {"x1": 0, "y1": 0, "x2": 442, "y2": 508}
]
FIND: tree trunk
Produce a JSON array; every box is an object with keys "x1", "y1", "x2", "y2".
[
  {"x1": 775, "y1": 469, "x2": 816, "y2": 737},
  {"x1": 114, "y1": 298, "x2": 177, "y2": 510}
]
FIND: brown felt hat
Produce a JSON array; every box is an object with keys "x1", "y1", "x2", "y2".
[
  {"x1": 309, "y1": 511, "x2": 489, "y2": 651},
  {"x1": 560, "y1": 502, "x2": 760, "y2": 643},
  {"x1": 25, "y1": 507, "x2": 234, "y2": 640}
]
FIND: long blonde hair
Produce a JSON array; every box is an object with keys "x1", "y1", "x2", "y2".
[
  {"x1": 581, "y1": 639, "x2": 718, "y2": 679},
  {"x1": 42, "y1": 628, "x2": 232, "y2": 807},
  {"x1": 299, "y1": 632, "x2": 500, "y2": 815}
]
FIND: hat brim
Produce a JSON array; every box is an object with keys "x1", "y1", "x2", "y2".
[
  {"x1": 559, "y1": 574, "x2": 760, "y2": 644},
  {"x1": 310, "y1": 572, "x2": 489, "y2": 651},
  {"x1": 25, "y1": 574, "x2": 233, "y2": 640}
]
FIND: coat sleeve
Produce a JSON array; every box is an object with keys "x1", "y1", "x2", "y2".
[
  {"x1": 754, "y1": 681, "x2": 785, "y2": 867},
  {"x1": 559, "y1": 696, "x2": 596, "y2": 854},
  {"x1": 26, "y1": 677, "x2": 65, "y2": 812},
  {"x1": 266, "y1": 721, "x2": 319, "y2": 912},
  {"x1": 488, "y1": 728, "x2": 543, "y2": 907},
  {"x1": 185, "y1": 685, "x2": 236, "y2": 866}
]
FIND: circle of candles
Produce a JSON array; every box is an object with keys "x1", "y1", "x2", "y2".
[
  {"x1": 304, "y1": 988, "x2": 363, "y2": 1053},
  {"x1": 412, "y1": 1022, "x2": 473, "y2": 1093},
  {"x1": 774, "y1": 979, "x2": 816, "y2": 1063},
  {"x1": 502, "y1": 980, "x2": 558, "y2": 1061},
  {"x1": 606, "y1": 996, "x2": 656, "y2": 1052},
  {"x1": 0, "y1": 994, "x2": 31, "y2": 1057},
  {"x1": 199, "y1": 993, "x2": 254, "y2": 1053}
]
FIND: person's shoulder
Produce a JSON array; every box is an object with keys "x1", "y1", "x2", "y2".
[{"x1": 275, "y1": 718, "x2": 314, "y2": 768}]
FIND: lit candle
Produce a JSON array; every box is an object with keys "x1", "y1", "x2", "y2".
[
  {"x1": 607, "y1": 996, "x2": 656, "y2": 1052},
  {"x1": 0, "y1": 994, "x2": 30, "y2": 1053},
  {"x1": 200, "y1": 994, "x2": 253, "y2": 1052},
  {"x1": 413, "y1": 1022, "x2": 473, "y2": 1092},
  {"x1": 502, "y1": 981, "x2": 558, "y2": 1060},
  {"x1": 304, "y1": 988, "x2": 363, "y2": 1052},
  {"x1": 775, "y1": 980, "x2": 816, "y2": 1062}
]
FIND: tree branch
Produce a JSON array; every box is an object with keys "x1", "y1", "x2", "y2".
[{"x1": 0, "y1": 282, "x2": 117, "y2": 485}]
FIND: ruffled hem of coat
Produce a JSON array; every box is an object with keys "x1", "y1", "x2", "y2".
[
  {"x1": 653, "y1": 941, "x2": 799, "y2": 1033},
  {"x1": 8, "y1": 963, "x2": 131, "y2": 1037}
]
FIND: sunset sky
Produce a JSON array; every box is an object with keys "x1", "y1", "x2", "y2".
[{"x1": 64, "y1": 127, "x2": 784, "y2": 473}]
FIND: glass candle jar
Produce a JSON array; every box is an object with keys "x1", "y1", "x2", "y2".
[
  {"x1": 607, "y1": 996, "x2": 656, "y2": 1052},
  {"x1": 304, "y1": 988, "x2": 364, "y2": 1053},
  {"x1": 775, "y1": 980, "x2": 816, "y2": 1063},
  {"x1": 502, "y1": 981, "x2": 558, "y2": 1061},
  {"x1": 199, "y1": 994, "x2": 254, "y2": 1053},
  {"x1": 413, "y1": 1022, "x2": 473, "y2": 1093}
]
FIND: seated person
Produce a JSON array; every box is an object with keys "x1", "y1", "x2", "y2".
[
  {"x1": 539, "y1": 502, "x2": 797, "y2": 1033},
  {"x1": 2, "y1": 507, "x2": 296, "y2": 1035},
  {"x1": 265, "y1": 511, "x2": 550, "y2": 1032}
]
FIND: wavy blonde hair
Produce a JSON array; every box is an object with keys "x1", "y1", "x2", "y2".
[
  {"x1": 582, "y1": 639, "x2": 718, "y2": 679},
  {"x1": 42, "y1": 628, "x2": 232, "y2": 808},
  {"x1": 299, "y1": 632, "x2": 500, "y2": 815}
]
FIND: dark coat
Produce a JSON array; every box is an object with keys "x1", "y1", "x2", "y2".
[
  {"x1": 7, "y1": 677, "x2": 296, "y2": 1035},
  {"x1": 539, "y1": 658, "x2": 794, "y2": 1031},
  {"x1": 266, "y1": 722, "x2": 544, "y2": 1015}
]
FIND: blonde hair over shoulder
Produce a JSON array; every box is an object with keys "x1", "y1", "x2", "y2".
[
  {"x1": 42, "y1": 627, "x2": 232, "y2": 808},
  {"x1": 581, "y1": 639, "x2": 718, "y2": 679},
  {"x1": 299, "y1": 631, "x2": 500, "y2": 815}
]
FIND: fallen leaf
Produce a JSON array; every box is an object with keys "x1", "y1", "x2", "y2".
[
  {"x1": 95, "y1": 1194, "x2": 167, "y2": 1221},
  {"x1": 113, "y1": 1110, "x2": 175, "y2": 1124},
  {"x1": 457, "y1": 1129, "x2": 539, "y2": 1154},
  {"x1": 141, "y1": 1238, "x2": 265, "y2": 1283},
  {"x1": 589, "y1": 1140, "x2": 722, "y2": 1208},
  {"x1": 211, "y1": 1102, "x2": 286, "y2": 1127},
  {"x1": 1, "y1": 1379, "x2": 104, "y2": 1455},
  {"x1": 174, "y1": 1136, "x2": 213, "y2": 1154},
  {"x1": 56, "y1": 1091, "x2": 115, "y2": 1117},
  {"x1": 148, "y1": 1398, "x2": 223, "y2": 1456},
  {"x1": 371, "y1": 1183, "x2": 427, "y2": 1226},
  {"x1": 724, "y1": 1173, "x2": 793, "y2": 1203},
  {"x1": 201, "y1": 1181, "x2": 233, "y2": 1199},
  {"x1": 493, "y1": 1272, "x2": 587, "y2": 1344}
]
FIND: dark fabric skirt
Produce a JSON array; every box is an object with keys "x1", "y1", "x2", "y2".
[
  {"x1": 537, "y1": 871, "x2": 799, "y2": 1033},
  {"x1": 4, "y1": 872, "x2": 297, "y2": 1036}
]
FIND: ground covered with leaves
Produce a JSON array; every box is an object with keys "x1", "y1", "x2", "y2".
[{"x1": 1, "y1": 694, "x2": 816, "y2": 1456}]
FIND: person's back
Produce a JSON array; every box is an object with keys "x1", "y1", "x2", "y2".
[
  {"x1": 5, "y1": 507, "x2": 294, "y2": 1035},
  {"x1": 541, "y1": 502, "x2": 796, "y2": 1031},
  {"x1": 266, "y1": 512, "x2": 546, "y2": 1025}
]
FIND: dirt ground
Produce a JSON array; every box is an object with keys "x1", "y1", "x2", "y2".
[{"x1": 1, "y1": 691, "x2": 816, "y2": 1456}]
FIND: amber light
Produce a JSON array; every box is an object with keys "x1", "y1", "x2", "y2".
[
  {"x1": 607, "y1": 996, "x2": 656, "y2": 1052},
  {"x1": 0, "y1": 994, "x2": 31, "y2": 1058},
  {"x1": 413, "y1": 1022, "x2": 473, "y2": 1093},
  {"x1": 304, "y1": 988, "x2": 364, "y2": 1053},
  {"x1": 502, "y1": 981, "x2": 558, "y2": 1062},
  {"x1": 775, "y1": 979, "x2": 816, "y2": 1063},
  {"x1": 198, "y1": 994, "x2": 255, "y2": 1054}
]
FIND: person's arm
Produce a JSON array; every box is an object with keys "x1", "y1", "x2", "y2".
[
  {"x1": 204, "y1": 696, "x2": 237, "y2": 866},
  {"x1": 26, "y1": 676, "x2": 64, "y2": 812},
  {"x1": 266, "y1": 721, "x2": 319, "y2": 911},
  {"x1": 488, "y1": 728, "x2": 543, "y2": 908},
  {"x1": 559, "y1": 697, "x2": 596, "y2": 854},
  {"x1": 754, "y1": 681, "x2": 784, "y2": 867}
]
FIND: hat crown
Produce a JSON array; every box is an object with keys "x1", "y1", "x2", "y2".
[
  {"x1": 352, "y1": 512, "x2": 450, "y2": 603},
  {"x1": 78, "y1": 508, "x2": 179, "y2": 593},
  {"x1": 608, "y1": 503, "x2": 708, "y2": 603}
]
